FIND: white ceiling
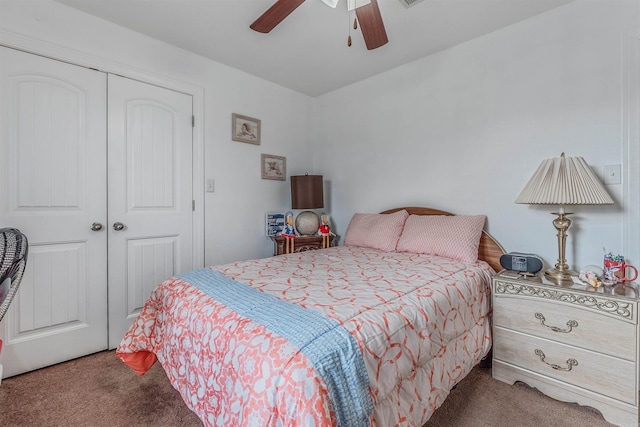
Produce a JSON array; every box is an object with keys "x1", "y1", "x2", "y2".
[{"x1": 55, "y1": 0, "x2": 573, "y2": 97}]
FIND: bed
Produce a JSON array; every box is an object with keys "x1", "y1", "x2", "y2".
[{"x1": 117, "y1": 206, "x2": 505, "y2": 426}]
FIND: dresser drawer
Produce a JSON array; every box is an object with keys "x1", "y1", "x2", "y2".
[
  {"x1": 494, "y1": 296, "x2": 636, "y2": 360},
  {"x1": 494, "y1": 327, "x2": 636, "y2": 405}
]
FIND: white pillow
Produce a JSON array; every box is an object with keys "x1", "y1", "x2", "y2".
[
  {"x1": 396, "y1": 214, "x2": 486, "y2": 263},
  {"x1": 343, "y1": 210, "x2": 409, "y2": 252}
]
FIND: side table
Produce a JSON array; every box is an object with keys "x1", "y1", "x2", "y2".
[
  {"x1": 492, "y1": 270, "x2": 639, "y2": 426},
  {"x1": 271, "y1": 235, "x2": 334, "y2": 255}
]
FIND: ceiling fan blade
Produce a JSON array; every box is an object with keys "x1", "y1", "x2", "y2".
[
  {"x1": 250, "y1": 0, "x2": 306, "y2": 33},
  {"x1": 355, "y1": 0, "x2": 388, "y2": 50}
]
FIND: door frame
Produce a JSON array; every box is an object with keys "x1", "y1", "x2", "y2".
[
  {"x1": 0, "y1": 29, "x2": 205, "y2": 272},
  {"x1": 624, "y1": 28, "x2": 640, "y2": 267}
]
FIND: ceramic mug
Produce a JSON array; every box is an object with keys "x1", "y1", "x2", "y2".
[{"x1": 604, "y1": 258, "x2": 638, "y2": 283}]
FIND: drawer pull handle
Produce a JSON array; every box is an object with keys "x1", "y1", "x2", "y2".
[
  {"x1": 535, "y1": 312, "x2": 578, "y2": 333},
  {"x1": 535, "y1": 349, "x2": 578, "y2": 371}
]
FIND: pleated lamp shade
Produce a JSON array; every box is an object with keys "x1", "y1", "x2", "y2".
[{"x1": 516, "y1": 153, "x2": 614, "y2": 206}]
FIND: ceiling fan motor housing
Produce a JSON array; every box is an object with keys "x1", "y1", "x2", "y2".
[{"x1": 398, "y1": 0, "x2": 425, "y2": 8}]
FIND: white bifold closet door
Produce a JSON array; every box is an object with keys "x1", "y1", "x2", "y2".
[
  {"x1": 106, "y1": 74, "x2": 193, "y2": 347},
  {"x1": 0, "y1": 47, "x2": 194, "y2": 378},
  {"x1": 0, "y1": 46, "x2": 108, "y2": 377}
]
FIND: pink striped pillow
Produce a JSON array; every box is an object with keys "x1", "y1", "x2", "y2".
[
  {"x1": 344, "y1": 210, "x2": 409, "y2": 252},
  {"x1": 396, "y1": 214, "x2": 486, "y2": 263}
]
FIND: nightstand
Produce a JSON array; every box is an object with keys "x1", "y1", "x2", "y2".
[
  {"x1": 492, "y1": 271, "x2": 639, "y2": 426},
  {"x1": 271, "y1": 235, "x2": 334, "y2": 255}
]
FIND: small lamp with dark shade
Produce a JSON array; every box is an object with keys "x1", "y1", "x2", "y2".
[
  {"x1": 291, "y1": 174, "x2": 324, "y2": 236},
  {"x1": 515, "y1": 153, "x2": 614, "y2": 284}
]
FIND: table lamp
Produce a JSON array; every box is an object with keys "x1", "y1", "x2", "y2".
[
  {"x1": 515, "y1": 153, "x2": 614, "y2": 284},
  {"x1": 291, "y1": 174, "x2": 324, "y2": 236}
]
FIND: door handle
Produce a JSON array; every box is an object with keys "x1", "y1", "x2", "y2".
[
  {"x1": 90, "y1": 222, "x2": 103, "y2": 231},
  {"x1": 113, "y1": 222, "x2": 125, "y2": 231}
]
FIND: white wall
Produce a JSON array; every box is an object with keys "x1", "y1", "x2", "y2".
[
  {"x1": 2, "y1": 0, "x2": 638, "y2": 273},
  {"x1": 0, "y1": 0, "x2": 315, "y2": 266},
  {"x1": 314, "y1": 0, "x2": 640, "y2": 272}
]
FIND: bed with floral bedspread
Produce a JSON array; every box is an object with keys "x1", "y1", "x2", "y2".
[{"x1": 117, "y1": 207, "x2": 504, "y2": 426}]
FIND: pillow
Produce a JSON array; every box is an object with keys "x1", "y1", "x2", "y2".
[
  {"x1": 343, "y1": 210, "x2": 409, "y2": 252},
  {"x1": 396, "y1": 214, "x2": 486, "y2": 263}
]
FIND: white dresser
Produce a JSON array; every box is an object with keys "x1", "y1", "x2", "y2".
[{"x1": 492, "y1": 271, "x2": 639, "y2": 427}]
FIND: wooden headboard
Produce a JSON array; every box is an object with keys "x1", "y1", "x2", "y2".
[{"x1": 380, "y1": 206, "x2": 505, "y2": 273}]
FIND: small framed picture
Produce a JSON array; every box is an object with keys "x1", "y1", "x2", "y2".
[
  {"x1": 232, "y1": 113, "x2": 261, "y2": 145},
  {"x1": 261, "y1": 154, "x2": 286, "y2": 181},
  {"x1": 266, "y1": 213, "x2": 285, "y2": 237}
]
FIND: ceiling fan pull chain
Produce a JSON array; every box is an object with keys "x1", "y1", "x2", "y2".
[{"x1": 347, "y1": 10, "x2": 353, "y2": 46}]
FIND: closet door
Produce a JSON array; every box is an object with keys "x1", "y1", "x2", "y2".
[
  {"x1": 107, "y1": 74, "x2": 194, "y2": 347},
  {"x1": 0, "y1": 47, "x2": 108, "y2": 377}
]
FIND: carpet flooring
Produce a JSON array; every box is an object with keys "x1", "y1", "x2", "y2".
[{"x1": 0, "y1": 350, "x2": 618, "y2": 426}]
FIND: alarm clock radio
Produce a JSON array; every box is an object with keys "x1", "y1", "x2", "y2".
[{"x1": 499, "y1": 252, "x2": 543, "y2": 274}]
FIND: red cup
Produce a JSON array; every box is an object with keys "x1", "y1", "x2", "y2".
[{"x1": 604, "y1": 259, "x2": 638, "y2": 283}]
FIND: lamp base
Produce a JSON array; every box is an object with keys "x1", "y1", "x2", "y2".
[
  {"x1": 545, "y1": 267, "x2": 577, "y2": 285},
  {"x1": 295, "y1": 211, "x2": 320, "y2": 236},
  {"x1": 545, "y1": 209, "x2": 576, "y2": 286}
]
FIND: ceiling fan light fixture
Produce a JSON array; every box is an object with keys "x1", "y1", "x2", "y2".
[
  {"x1": 321, "y1": 0, "x2": 339, "y2": 8},
  {"x1": 398, "y1": 0, "x2": 425, "y2": 8},
  {"x1": 347, "y1": 0, "x2": 371, "y2": 11}
]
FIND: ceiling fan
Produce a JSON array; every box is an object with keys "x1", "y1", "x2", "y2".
[{"x1": 250, "y1": 0, "x2": 388, "y2": 50}]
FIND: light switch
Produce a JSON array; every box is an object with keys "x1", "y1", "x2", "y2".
[
  {"x1": 206, "y1": 178, "x2": 215, "y2": 192},
  {"x1": 603, "y1": 164, "x2": 621, "y2": 185}
]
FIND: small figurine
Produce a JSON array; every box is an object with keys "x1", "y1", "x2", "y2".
[
  {"x1": 579, "y1": 265, "x2": 604, "y2": 287},
  {"x1": 318, "y1": 213, "x2": 331, "y2": 248},
  {"x1": 281, "y1": 212, "x2": 296, "y2": 253}
]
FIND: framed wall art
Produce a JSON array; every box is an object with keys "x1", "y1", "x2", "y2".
[
  {"x1": 232, "y1": 113, "x2": 261, "y2": 145},
  {"x1": 261, "y1": 154, "x2": 286, "y2": 181}
]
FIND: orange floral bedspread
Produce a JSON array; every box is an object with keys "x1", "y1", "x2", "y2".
[{"x1": 117, "y1": 246, "x2": 493, "y2": 426}]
